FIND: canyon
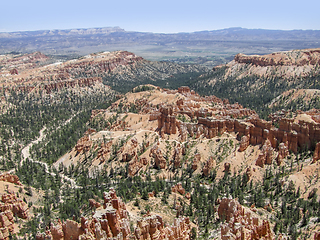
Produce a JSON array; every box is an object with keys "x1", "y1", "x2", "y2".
[{"x1": 0, "y1": 47, "x2": 320, "y2": 239}]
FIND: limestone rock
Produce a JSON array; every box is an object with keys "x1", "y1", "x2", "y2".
[
  {"x1": 27, "y1": 188, "x2": 195, "y2": 240},
  {"x1": 128, "y1": 157, "x2": 147, "y2": 177},
  {"x1": 149, "y1": 145, "x2": 166, "y2": 169},
  {"x1": 191, "y1": 153, "x2": 201, "y2": 171},
  {"x1": 203, "y1": 156, "x2": 216, "y2": 176},
  {"x1": 255, "y1": 140, "x2": 273, "y2": 168},
  {"x1": 239, "y1": 135, "x2": 250, "y2": 152},
  {"x1": 45, "y1": 188, "x2": 130, "y2": 239},
  {"x1": 313, "y1": 142, "x2": 320, "y2": 163},
  {"x1": 134, "y1": 213, "x2": 191, "y2": 240},
  {"x1": 223, "y1": 162, "x2": 231, "y2": 173},
  {"x1": 173, "y1": 145, "x2": 182, "y2": 168},
  {"x1": 97, "y1": 140, "x2": 112, "y2": 163},
  {"x1": 158, "y1": 105, "x2": 177, "y2": 136},
  {"x1": 75, "y1": 135, "x2": 92, "y2": 153},
  {"x1": 0, "y1": 173, "x2": 22, "y2": 185},
  {"x1": 277, "y1": 142, "x2": 289, "y2": 165},
  {"x1": 0, "y1": 193, "x2": 29, "y2": 221},
  {"x1": 0, "y1": 212, "x2": 13, "y2": 233},
  {"x1": 245, "y1": 167, "x2": 253, "y2": 181},
  {"x1": 89, "y1": 199, "x2": 101, "y2": 209},
  {"x1": 50, "y1": 219, "x2": 64, "y2": 240},
  {"x1": 218, "y1": 198, "x2": 273, "y2": 239},
  {"x1": 234, "y1": 49, "x2": 320, "y2": 67},
  {"x1": 171, "y1": 183, "x2": 185, "y2": 195}
]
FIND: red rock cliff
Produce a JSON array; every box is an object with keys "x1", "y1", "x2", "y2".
[{"x1": 234, "y1": 49, "x2": 320, "y2": 67}]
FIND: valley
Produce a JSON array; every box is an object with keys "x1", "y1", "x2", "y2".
[{"x1": 2, "y1": 27, "x2": 320, "y2": 67}]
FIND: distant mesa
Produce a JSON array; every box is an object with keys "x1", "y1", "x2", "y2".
[
  {"x1": 211, "y1": 48, "x2": 320, "y2": 80},
  {"x1": 234, "y1": 48, "x2": 320, "y2": 67}
]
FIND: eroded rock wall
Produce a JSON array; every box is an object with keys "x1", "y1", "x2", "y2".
[
  {"x1": 218, "y1": 198, "x2": 273, "y2": 239},
  {"x1": 38, "y1": 189, "x2": 192, "y2": 240}
]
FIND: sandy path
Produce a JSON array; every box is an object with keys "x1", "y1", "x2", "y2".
[{"x1": 18, "y1": 118, "x2": 79, "y2": 188}]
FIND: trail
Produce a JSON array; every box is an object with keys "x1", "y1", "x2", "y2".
[
  {"x1": 21, "y1": 127, "x2": 46, "y2": 164},
  {"x1": 18, "y1": 117, "x2": 79, "y2": 188}
]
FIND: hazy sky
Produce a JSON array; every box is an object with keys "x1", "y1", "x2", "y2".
[{"x1": 1, "y1": 0, "x2": 320, "y2": 33}]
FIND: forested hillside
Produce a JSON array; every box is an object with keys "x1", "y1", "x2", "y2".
[{"x1": 191, "y1": 49, "x2": 320, "y2": 118}]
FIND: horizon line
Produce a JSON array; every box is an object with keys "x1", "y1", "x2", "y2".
[{"x1": 1, "y1": 26, "x2": 320, "y2": 35}]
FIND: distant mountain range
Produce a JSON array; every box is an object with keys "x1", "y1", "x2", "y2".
[
  {"x1": 2, "y1": 27, "x2": 320, "y2": 40},
  {"x1": 1, "y1": 27, "x2": 320, "y2": 66}
]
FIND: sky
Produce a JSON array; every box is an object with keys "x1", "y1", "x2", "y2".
[{"x1": 1, "y1": 0, "x2": 320, "y2": 33}]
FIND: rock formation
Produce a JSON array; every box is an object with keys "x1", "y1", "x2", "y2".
[
  {"x1": 0, "y1": 173, "x2": 22, "y2": 186},
  {"x1": 75, "y1": 135, "x2": 92, "y2": 153},
  {"x1": 38, "y1": 188, "x2": 193, "y2": 240},
  {"x1": 97, "y1": 140, "x2": 113, "y2": 163},
  {"x1": 1, "y1": 193, "x2": 29, "y2": 219},
  {"x1": 246, "y1": 167, "x2": 253, "y2": 181},
  {"x1": 147, "y1": 86, "x2": 320, "y2": 172},
  {"x1": 203, "y1": 156, "x2": 216, "y2": 176},
  {"x1": 158, "y1": 106, "x2": 177, "y2": 137},
  {"x1": 128, "y1": 157, "x2": 148, "y2": 177},
  {"x1": 313, "y1": 142, "x2": 320, "y2": 163},
  {"x1": 191, "y1": 153, "x2": 201, "y2": 171},
  {"x1": 218, "y1": 198, "x2": 273, "y2": 239},
  {"x1": 239, "y1": 135, "x2": 250, "y2": 152},
  {"x1": 89, "y1": 199, "x2": 101, "y2": 209},
  {"x1": 38, "y1": 188, "x2": 130, "y2": 240},
  {"x1": 255, "y1": 140, "x2": 273, "y2": 168},
  {"x1": 171, "y1": 183, "x2": 186, "y2": 195},
  {"x1": 156, "y1": 87, "x2": 320, "y2": 158},
  {"x1": 154, "y1": 79, "x2": 320, "y2": 160},
  {"x1": 277, "y1": 143, "x2": 289, "y2": 165},
  {"x1": 0, "y1": 190, "x2": 29, "y2": 240},
  {"x1": 134, "y1": 213, "x2": 191, "y2": 240},
  {"x1": 149, "y1": 145, "x2": 167, "y2": 169},
  {"x1": 224, "y1": 162, "x2": 231, "y2": 173},
  {"x1": 173, "y1": 144, "x2": 182, "y2": 168},
  {"x1": 122, "y1": 138, "x2": 138, "y2": 162},
  {"x1": 234, "y1": 49, "x2": 320, "y2": 67}
]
